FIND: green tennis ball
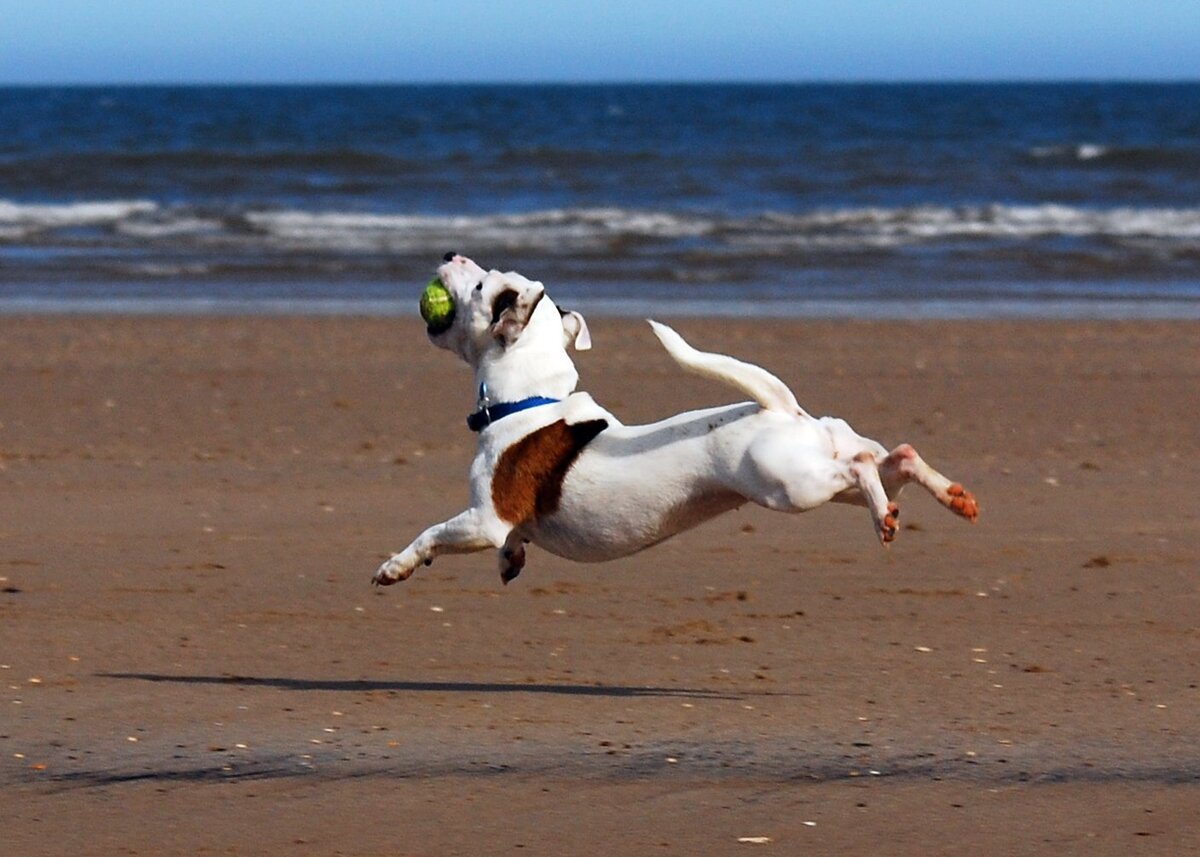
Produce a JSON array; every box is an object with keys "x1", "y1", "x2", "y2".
[{"x1": 419, "y1": 279, "x2": 455, "y2": 333}]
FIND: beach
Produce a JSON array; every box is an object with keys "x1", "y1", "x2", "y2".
[{"x1": 2, "y1": 313, "x2": 1198, "y2": 855}]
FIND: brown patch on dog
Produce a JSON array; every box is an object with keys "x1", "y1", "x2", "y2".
[{"x1": 492, "y1": 419, "x2": 607, "y2": 525}]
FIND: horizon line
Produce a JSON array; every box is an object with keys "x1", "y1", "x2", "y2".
[{"x1": 3, "y1": 77, "x2": 1200, "y2": 88}]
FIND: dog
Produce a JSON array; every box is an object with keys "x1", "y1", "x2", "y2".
[{"x1": 373, "y1": 253, "x2": 978, "y2": 586}]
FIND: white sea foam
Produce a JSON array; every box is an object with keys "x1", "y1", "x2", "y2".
[
  {"x1": 243, "y1": 207, "x2": 711, "y2": 251},
  {"x1": 4, "y1": 199, "x2": 1200, "y2": 253},
  {"x1": 753, "y1": 204, "x2": 1200, "y2": 243},
  {"x1": 241, "y1": 203, "x2": 1200, "y2": 253},
  {"x1": 115, "y1": 216, "x2": 223, "y2": 238},
  {"x1": 0, "y1": 199, "x2": 159, "y2": 229},
  {"x1": 1029, "y1": 143, "x2": 1109, "y2": 161}
]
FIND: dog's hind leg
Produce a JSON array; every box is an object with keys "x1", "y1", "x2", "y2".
[
  {"x1": 753, "y1": 437, "x2": 899, "y2": 544},
  {"x1": 373, "y1": 509, "x2": 508, "y2": 586},
  {"x1": 880, "y1": 444, "x2": 979, "y2": 522},
  {"x1": 849, "y1": 452, "x2": 901, "y2": 544}
]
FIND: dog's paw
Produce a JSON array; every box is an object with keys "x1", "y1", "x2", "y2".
[
  {"x1": 878, "y1": 502, "x2": 900, "y2": 544},
  {"x1": 499, "y1": 544, "x2": 526, "y2": 585},
  {"x1": 373, "y1": 554, "x2": 421, "y2": 586},
  {"x1": 944, "y1": 483, "x2": 979, "y2": 522}
]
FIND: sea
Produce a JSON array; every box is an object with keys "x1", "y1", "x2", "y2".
[{"x1": 2, "y1": 83, "x2": 1199, "y2": 318}]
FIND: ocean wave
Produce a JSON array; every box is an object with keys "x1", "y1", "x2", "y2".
[
  {"x1": 1029, "y1": 143, "x2": 1109, "y2": 161},
  {"x1": 115, "y1": 215, "x2": 225, "y2": 238},
  {"x1": 241, "y1": 207, "x2": 712, "y2": 252},
  {"x1": 0, "y1": 199, "x2": 159, "y2": 234},
  {"x1": 4, "y1": 200, "x2": 1200, "y2": 274},
  {"x1": 227, "y1": 204, "x2": 1200, "y2": 254},
  {"x1": 754, "y1": 204, "x2": 1200, "y2": 243},
  {"x1": 1026, "y1": 144, "x2": 1200, "y2": 170}
]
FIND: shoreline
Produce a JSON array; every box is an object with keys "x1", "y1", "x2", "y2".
[{"x1": 3, "y1": 294, "x2": 1200, "y2": 319}]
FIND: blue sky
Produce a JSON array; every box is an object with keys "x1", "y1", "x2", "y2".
[{"x1": 1, "y1": 0, "x2": 1198, "y2": 84}]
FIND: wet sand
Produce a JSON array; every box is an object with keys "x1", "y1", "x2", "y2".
[{"x1": 2, "y1": 314, "x2": 1198, "y2": 855}]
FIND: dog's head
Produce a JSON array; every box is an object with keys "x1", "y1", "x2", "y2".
[{"x1": 427, "y1": 254, "x2": 590, "y2": 368}]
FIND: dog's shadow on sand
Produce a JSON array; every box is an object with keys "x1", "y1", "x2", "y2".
[{"x1": 97, "y1": 672, "x2": 772, "y2": 700}]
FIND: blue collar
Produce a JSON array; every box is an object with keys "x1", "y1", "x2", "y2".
[{"x1": 467, "y1": 395, "x2": 561, "y2": 432}]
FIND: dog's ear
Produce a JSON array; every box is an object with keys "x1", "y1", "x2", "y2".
[
  {"x1": 490, "y1": 282, "x2": 548, "y2": 348},
  {"x1": 490, "y1": 287, "x2": 523, "y2": 345},
  {"x1": 560, "y1": 309, "x2": 591, "y2": 351}
]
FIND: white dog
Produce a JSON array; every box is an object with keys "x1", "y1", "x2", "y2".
[{"x1": 373, "y1": 254, "x2": 978, "y2": 586}]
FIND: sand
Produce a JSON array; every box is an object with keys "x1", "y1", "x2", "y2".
[{"x1": 2, "y1": 314, "x2": 1198, "y2": 855}]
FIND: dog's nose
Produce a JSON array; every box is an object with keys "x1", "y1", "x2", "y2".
[{"x1": 443, "y1": 251, "x2": 458, "y2": 262}]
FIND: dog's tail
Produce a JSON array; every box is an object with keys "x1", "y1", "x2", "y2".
[{"x1": 647, "y1": 320, "x2": 808, "y2": 416}]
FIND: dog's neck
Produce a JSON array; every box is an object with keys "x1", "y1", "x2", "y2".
[{"x1": 474, "y1": 342, "x2": 579, "y2": 405}]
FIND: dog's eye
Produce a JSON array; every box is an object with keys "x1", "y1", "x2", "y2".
[{"x1": 474, "y1": 282, "x2": 483, "y2": 292}]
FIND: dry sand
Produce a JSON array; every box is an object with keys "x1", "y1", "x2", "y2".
[{"x1": 2, "y1": 314, "x2": 1198, "y2": 855}]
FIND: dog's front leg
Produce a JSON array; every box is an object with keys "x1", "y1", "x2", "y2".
[
  {"x1": 373, "y1": 509, "x2": 507, "y2": 586},
  {"x1": 498, "y1": 532, "x2": 529, "y2": 585}
]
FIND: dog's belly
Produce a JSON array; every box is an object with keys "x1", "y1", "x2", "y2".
[
  {"x1": 518, "y1": 403, "x2": 803, "y2": 562},
  {"x1": 528, "y1": 480, "x2": 747, "y2": 562}
]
